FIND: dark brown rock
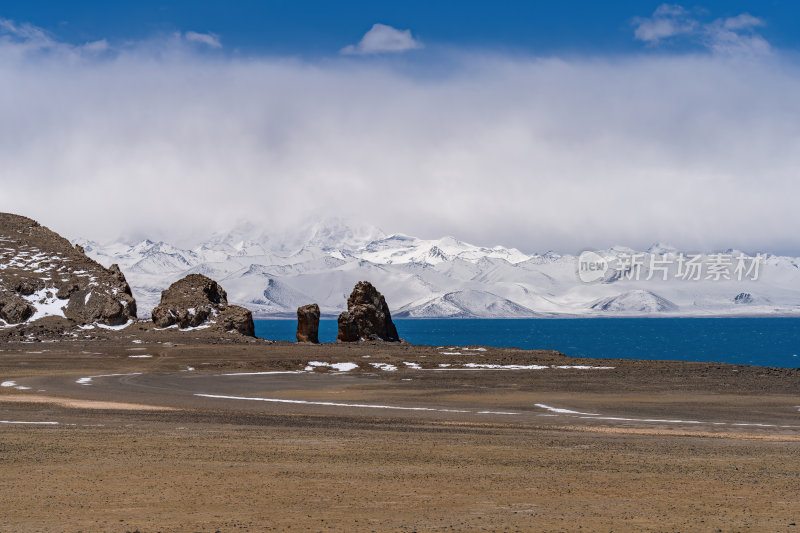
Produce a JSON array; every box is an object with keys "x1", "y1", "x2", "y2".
[
  {"x1": 151, "y1": 274, "x2": 254, "y2": 336},
  {"x1": 296, "y1": 303, "x2": 320, "y2": 343},
  {"x1": 218, "y1": 305, "x2": 255, "y2": 336},
  {"x1": 66, "y1": 289, "x2": 131, "y2": 326},
  {"x1": 337, "y1": 281, "x2": 399, "y2": 342},
  {"x1": 336, "y1": 310, "x2": 360, "y2": 342},
  {"x1": 56, "y1": 282, "x2": 79, "y2": 300},
  {"x1": 0, "y1": 292, "x2": 35, "y2": 324},
  {"x1": 14, "y1": 281, "x2": 39, "y2": 296}
]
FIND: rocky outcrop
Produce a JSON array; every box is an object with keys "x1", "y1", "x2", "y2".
[
  {"x1": 0, "y1": 213, "x2": 137, "y2": 326},
  {"x1": 218, "y1": 306, "x2": 256, "y2": 337},
  {"x1": 151, "y1": 274, "x2": 254, "y2": 336},
  {"x1": 0, "y1": 292, "x2": 35, "y2": 324},
  {"x1": 296, "y1": 303, "x2": 320, "y2": 343},
  {"x1": 734, "y1": 292, "x2": 754, "y2": 304},
  {"x1": 337, "y1": 281, "x2": 399, "y2": 342}
]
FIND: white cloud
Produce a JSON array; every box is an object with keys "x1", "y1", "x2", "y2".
[
  {"x1": 0, "y1": 17, "x2": 54, "y2": 47},
  {"x1": 184, "y1": 31, "x2": 222, "y2": 49},
  {"x1": 341, "y1": 23, "x2": 422, "y2": 55},
  {"x1": 633, "y1": 4, "x2": 697, "y2": 43},
  {"x1": 0, "y1": 19, "x2": 798, "y2": 255},
  {"x1": 705, "y1": 15, "x2": 769, "y2": 56},
  {"x1": 722, "y1": 14, "x2": 764, "y2": 31},
  {"x1": 633, "y1": 4, "x2": 769, "y2": 56},
  {"x1": 81, "y1": 39, "x2": 109, "y2": 53}
]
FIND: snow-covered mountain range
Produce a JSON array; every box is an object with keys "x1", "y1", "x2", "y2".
[{"x1": 74, "y1": 219, "x2": 800, "y2": 319}]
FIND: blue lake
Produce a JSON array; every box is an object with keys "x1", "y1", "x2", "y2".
[{"x1": 254, "y1": 317, "x2": 800, "y2": 369}]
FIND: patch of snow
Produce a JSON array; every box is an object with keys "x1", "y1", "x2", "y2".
[
  {"x1": 194, "y1": 393, "x2": 473, "y2": 413},
  {"x1": 578, "y1": 416, "x2": 703, "y2": 424},
  {"x1": 96, "y1": 320, "x2": 133, "y2": 330},
  {"x1": 534, "y1": 403, "x2": 600, "y2": 416},
  {"x1": 218, "y1": 371, "x2": 305, "y2": 376},
  {"x1": 551, "y1": 365, "x2": 615, "y2": 370},
  {"x1": 440, "y1": 352, "x2": 462, "y2": 355},
  {"x1": 23, "y1": 288, "x2": 66, "y2": 321},
  {"x1": 76, "y1": 372, "x2": 142, "y2": 386},
  {"x1": 128, "y1": 355, "x2": 153, "y2": 358},
  {"x1": 1, "y1": 381, "x2": 17, "y2": 387},
  {"x1": 369, "y1": 362, "x2": 398, "y2": 371},
  {"x1": 403, "y1": 362, "x2": 422, "y2": 369},
  {"x1": 464, "y1": 363, "x2": 549, "y2": 370},
  {"x1": 0, "y1": 420, "x2": 59, "y2": 425},
  {"x1": 304, "y1": 361, "x2": 359, "y2": 372}
]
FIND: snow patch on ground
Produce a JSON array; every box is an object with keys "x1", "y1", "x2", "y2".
[
  {"x1": 304, "y1": 361, "x2": 359, "y2": 372},
  {"x1": 194, "y1": 393, "x2": 518, "y2": 415},
  {"x1": 534, "y1": 403, "x2": 600, "y2": 416},
  {"x1": 538, "y1": 403, "x2": 800, "y2": 428},
  {"x1": 552, "y1": 365, "x2": 615, "y2": 370},
  {"x1": 218, "y1": 371, "x2": 305, "y2": 376},
  {"x1": 128, "y1": 355, "x2": 153, "y2": 358},
  {"x1": 465, "y1": 363, "x2": 549, "y2": 370},
  {"x1": 96, "y1": 320, "x2": 133, "y2": 330},
  {"x1": 0, "y1": 381, "x2": 28, "y2": 390},
  {"x1": 369, "y1": 362, "x2": 398, "y2": 372},
  {"x1": 0, "y1": 420, "x2": 59, "y2": 425},
  {"x1": 24, "y1": 288, "x2": 66, "y2": 321},
  {"x1": 76, "y1": 372, "x2": 142, "y2": 386}
]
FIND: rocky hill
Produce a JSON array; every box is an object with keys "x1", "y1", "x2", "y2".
[{"x1": 0, "y1": 213, "x2": 137, "y2": 327}]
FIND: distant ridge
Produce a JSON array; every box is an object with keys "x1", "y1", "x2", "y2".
[{"x1": 75, "y1": 218, "x2": 800, "y2": 319}]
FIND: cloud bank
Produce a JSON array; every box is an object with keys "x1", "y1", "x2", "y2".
[{"x1": 0, "y1": 14, "x2": 798, "y2": 255}]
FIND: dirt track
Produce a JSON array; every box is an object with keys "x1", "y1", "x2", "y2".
[{"x1": 1, "y1": 337, "x2": 799, "y2": 531}]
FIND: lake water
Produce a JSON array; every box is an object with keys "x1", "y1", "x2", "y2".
[{"x1": 254, "y1": 317, "x2": 800, "y2": 369}]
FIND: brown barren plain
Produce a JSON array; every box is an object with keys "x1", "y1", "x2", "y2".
[{"x1": 1, "y1": 329, "x2": 798, "y2": 532}]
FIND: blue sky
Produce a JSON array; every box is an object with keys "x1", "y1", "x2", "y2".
[
  {"x1": 0, "y1": 2, "x2": 798, "y2": 254},
  {"x1": 1, "y1": 1, "x2": 795, "y2": 56}
]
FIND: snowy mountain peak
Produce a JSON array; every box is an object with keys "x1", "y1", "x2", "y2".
[
  {"x1": 201, "y1": 220, "x2": 271, "y2": 254},
  {"x1": 647, "y1": 242, "x2": 678, "y2": 255},
  {"x1": 303, "y1": 217, "x2": 386, "y2": 252}
]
